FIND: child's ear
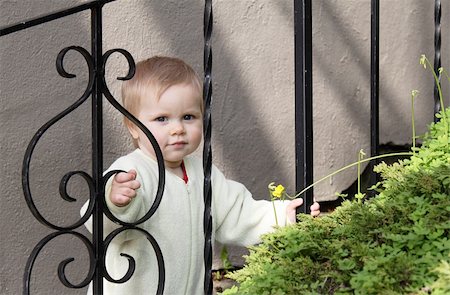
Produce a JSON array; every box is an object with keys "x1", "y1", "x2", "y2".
[{"x1": 125, "y1": 121, "x2": 139, "y2": 140}]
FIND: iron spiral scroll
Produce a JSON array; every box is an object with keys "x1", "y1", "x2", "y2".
[{"x1": 22, "y1": 46, "x2": 165, "y2": 294}]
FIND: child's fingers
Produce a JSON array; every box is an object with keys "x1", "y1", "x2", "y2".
[
  {"x1": 109, "y1": 170, "x2": 139, "y2": 207},
  {"x1": 310, "y1": 209, "x2": 320, "y2": 217},
  {"x1": 288, "y1": 198, "x2": 304, "y2": 210},
  {"x1": 128, "y1": 169, "x2": 137, "y2": 179},
  {"x1": 114, "y1": 169, "x2": 137, "y2": 183},
  {"x1": 287, "y1": 199, "x2": 320, "y2": 218},
  {"x1": 286, "y1": 198, "x2": 303, "y2": 223},
  {"x1": 127, "y1": 179, "x2": 141, "y2": 190},
  {"x1": 112, "y1": 194, "x2": 133, "y2": 207},
  {"x1": 310, "y1": 202, "x2": 320, "y2": 212},
  {"x1": 116, "y1": 179, "x2": 141, "y2": 191},
  {"x1": 111, "y1": 186, "x2": 137, "y2": 206},
  {"x1": 118, "y1": 187, "x2": 138, "y2": 198},
  {"x1": 310, "y1": 202, "x2": 320, "y2": 217}
]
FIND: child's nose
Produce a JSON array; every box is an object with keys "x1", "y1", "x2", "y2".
[{"x1": 170, "y1": 121, "x2": 185, "y2": 135}]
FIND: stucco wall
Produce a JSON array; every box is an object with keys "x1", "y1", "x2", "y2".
[{"x1": 1, "y1": 0, "x2": 448, "y2": 294}]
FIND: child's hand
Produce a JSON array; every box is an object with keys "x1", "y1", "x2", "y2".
[
  {"x1": 109, "y1": 169, "x2": 141, "y2": 207},
  {"x1": 286, "y1": 199, "x2": 320, "y2": 223}
]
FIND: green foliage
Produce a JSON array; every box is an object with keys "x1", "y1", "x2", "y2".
[
  {"x1": 222, "y1": 108, "x2": 450, "y2": 295},
  {"x1": 220, "y1": 245, "x2": 233, "y2": 271},
  {"x1": 427, "y1": 256, "x2": 450, "y2": 294}
]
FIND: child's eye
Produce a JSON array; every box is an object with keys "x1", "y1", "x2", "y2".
[
  {"x1": 155, "y1": 116, "x2": 168, "y2": 122},
  {"x1": 183, "y1": 114, "x2": 194, "y2": 120}
]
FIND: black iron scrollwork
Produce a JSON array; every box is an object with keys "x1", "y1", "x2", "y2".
[
  {"x1": 22, "y1": 45, "x2": 166, "y2": 294},
  {"x1": 98, "y1": 48, "x2": 166, "y2": 293},
  {"x1": 22, "y1": 46, "x2": 96, "y2": 231},
  {"x1": 102, "y1": 226, "x2": 165, "y2": 293},
  {"x1": 22, "y1": 46, "x2": 97, "y2": 294},
  {"x1": 101, "y1": 49, "x2": 165, "y2": 227},
  {"x1": 23, "y1": 231, "x2": 96, "y2": 294}
]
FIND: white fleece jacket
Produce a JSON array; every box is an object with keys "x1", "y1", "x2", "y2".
[{"x1": 82, "y1": 149, "x2": 290, "y2": 295}]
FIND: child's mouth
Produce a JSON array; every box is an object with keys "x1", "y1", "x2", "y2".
[{"x1": 171, "y1": 141, "x2": 187, "y2": 148}]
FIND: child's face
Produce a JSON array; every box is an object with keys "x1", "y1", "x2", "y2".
[{"x1": 129, "y1": 83, "x2": 203, "y2": 169}]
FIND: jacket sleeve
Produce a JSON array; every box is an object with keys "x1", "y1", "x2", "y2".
[
  {"x1": 212, "y1": 165, "x2": 291, "y2": 247},
  {"x1": 80, "y1": 155, "x2": 156, "y2": 241}
]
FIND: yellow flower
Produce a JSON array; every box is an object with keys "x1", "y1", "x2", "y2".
[
  {"x1": 272, "y1": 184, "x2": 285, "y2": 199},
  {"x1": 268, "y1": 182, "x2": 287, "y2": 226}
]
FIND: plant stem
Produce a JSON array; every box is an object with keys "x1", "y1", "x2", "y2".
[
  {"x1": 294, "y1": 152, "x2": 413, "y2": 199},
  {"x1": 357, "y1": 150, "x2": 363, "y2": 195},
  {"x1": 423, "y1": 57, "x2": 448, "y2": 144},
  {"x1": 411, "y1": 91, "x2": 417, "y2": 154},
  {"x1": 272, "y1": 199, "x2": 279, "y2": 227},
  {"x1": 440, "y1": 68, "x2": 450, "y2": 83}
]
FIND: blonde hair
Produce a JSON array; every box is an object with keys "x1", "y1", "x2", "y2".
[{"x1": 121, "y1": 56, "x2": 203, "y2": 147}]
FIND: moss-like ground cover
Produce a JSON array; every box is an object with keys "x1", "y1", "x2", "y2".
[{"x1": 223, "y1": 107, "x2": 450, "y2": 294}]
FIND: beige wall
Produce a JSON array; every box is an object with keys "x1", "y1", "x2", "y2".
[{"x1": 1, "y1": 0, "x2": 448, "y2": 293}]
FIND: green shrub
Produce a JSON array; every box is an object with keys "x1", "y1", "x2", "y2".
[{"x1": 222, "y1": 108, "x2": 450, "y2": 295}]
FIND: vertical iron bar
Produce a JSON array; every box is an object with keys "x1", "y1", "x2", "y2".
[
  {"x1": 91, "y1": 3, "x2": 104, "y2": 294},
  {"x1": 369, "y1": 0, "x2": 380, "y2": 190},
  {"x1": 203, "y1": 0, "x2": 213, "y2": 294},
  {"x1": 434, "y1": 0, "x2": 441, "y2": 122},
  {"x1": 294, "y1": 0, "x2": 313, "y2": 215}
]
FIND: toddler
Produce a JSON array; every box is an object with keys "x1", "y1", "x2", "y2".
[{"x1": 83, "y1": 56, "x2": 320, "y2": 294}]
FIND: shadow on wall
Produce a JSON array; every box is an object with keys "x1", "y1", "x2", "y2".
[
  {"x1": 122, "y1": 0, "x2": 298, "y2": 271},
  {"x1": 131, "y1": 0, "x2": 295, "y2": 197},
  {"x1": 0, "y1": 2, "x2": 94, "y2": 295},
  {"x1": 313, "y1": 0, "x2": 435, "y2": 139},
  {"x1": 275, "y1": 0, "x2": 437, "y2": 198}
]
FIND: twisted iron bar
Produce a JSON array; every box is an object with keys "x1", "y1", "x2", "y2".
[
  {"x1": 434, "y1": 0, "x2": 441, "y2": 122},
  {"x1": 203, "y1": 0, "x2": 213, "y2": 294}
]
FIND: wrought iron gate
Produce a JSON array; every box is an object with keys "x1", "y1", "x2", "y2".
[{"x1": 1, "y1": 0, "x2": 213, "y2": 294}]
